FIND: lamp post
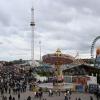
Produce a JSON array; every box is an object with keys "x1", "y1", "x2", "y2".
[{"x1": 39, "y1": 41, "x2": 41, "y2": 66}]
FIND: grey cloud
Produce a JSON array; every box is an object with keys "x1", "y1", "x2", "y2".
[
  {"x1": 0, "y1": 42, "x2": 3, "y2": 44},
  {"x1": 59, "y1": 0, "x2": 100, "y2": 16},
  {"x1": 0, "y1": 0, "x2": 100, "y2": 60},
  {"x1": 30, "y1": 0, "x2": 100, "y2": 58},
  {"x1": 0, "y1": 12, "x2": 11, "y2": 26}
]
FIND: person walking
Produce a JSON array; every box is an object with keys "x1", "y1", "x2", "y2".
[
  {"x1": 9, "y1": 95, "x2": 12, "y2": 100},
  {"x1": 9, "y1": 88, "x2": 11, "y2": 94},
  {"x1": 58, "y1": 89, "x2": 60, "y2": 96},
  {"x1": 4, "y1": 96, "x2": 7, "y2": 100},
  {"x1": 18, "y1": 92, "x2": 20, "y2": 100},
  {"x1": 55, "y1": 90, "x2": 58, "y2": 96},
  {"x1": 64, "y1": 92, "x2": 68, "y2": 100},
  {"x1": 2, "y1": 95, "x2": 4, "y2": 100},
  {"x1": 27, "y1": 96, "x2": 31, "y2": 100},
  {"x1": 12, "y1": 97, "x2": 15, "y2": 100},
  {"x1": 90, "y1": 96, "x2": 93, "y2": 100},
  {"x1": 78, "y1": 98, "x2": 81, "y2": 100},
  {"x1": 49, "y1": 89, "x2": 52, "y2": 96}
]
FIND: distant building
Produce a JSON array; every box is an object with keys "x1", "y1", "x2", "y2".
[{"x1": 63, "y1": 64, "x2": 100, "y2": 84}]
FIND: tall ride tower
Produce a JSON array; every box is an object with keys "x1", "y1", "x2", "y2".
[{"x1": 30, "y1": 7, "x2": 35, "y2": 66}]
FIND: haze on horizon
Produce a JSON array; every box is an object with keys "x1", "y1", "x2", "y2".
[{"x1": 0, "y1": 0, "x2": 100, "y2": 61}]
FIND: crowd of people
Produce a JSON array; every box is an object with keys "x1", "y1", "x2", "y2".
[
  {"x1": 0, "y1": 65, "x2": 96, "y2": 100},
  {"x1": 0, "y1": 79, "x2": 96, "y2": 100},
  {"x1": 0, "y1": 66, "x2": 36, "y2": 100}
]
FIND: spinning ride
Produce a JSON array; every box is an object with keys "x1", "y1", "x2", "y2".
[{"x1": 42, "y1": 49, "x2": 74, "y2": 86}]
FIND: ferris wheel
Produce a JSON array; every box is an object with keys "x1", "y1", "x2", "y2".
[{"x1": 91, "y1": 36, "x2": 100, "y2": 59}]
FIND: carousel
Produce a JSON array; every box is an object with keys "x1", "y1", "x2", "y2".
[{"x1": 42, "y1": 48, "x2": 74, "y2": 86}]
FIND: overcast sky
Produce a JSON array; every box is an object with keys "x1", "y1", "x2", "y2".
[{"x1": 0, "y1": 0, "x2": 100, "y2": 61}]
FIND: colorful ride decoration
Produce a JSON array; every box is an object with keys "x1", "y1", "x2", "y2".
[
  {"x1": 42, "y1": 49, "x2": 74, "y2": 85},
  {"x1": 96, "y1": 47, "x2": 100, "y2": 56},
  {"x1": 96, "y1": 47, "x2": 100, "y2": 65}
]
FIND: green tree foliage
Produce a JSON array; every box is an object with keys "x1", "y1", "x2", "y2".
[{"x1": 37, "y1": 71, "x2": 53, "y2": 77}]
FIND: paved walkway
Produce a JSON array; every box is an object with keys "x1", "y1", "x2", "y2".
[{"x1": 0, "y1": 91, "x2": 97, "y2": 100}]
